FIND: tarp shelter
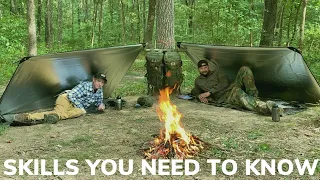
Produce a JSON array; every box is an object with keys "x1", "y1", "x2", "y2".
[
  {"x1": 178, "y1": 42, "x2": 320, "y2": 103},
  {"x1": 0, "y1": 44, "x2": 143, "y2": 122}
]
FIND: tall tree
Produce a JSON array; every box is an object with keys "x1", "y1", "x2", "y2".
[
  {"x1": 289, "y1": 1, "x2": 302, "y2": 45},
  {"x1": 57, "y1": 0, "x2": 63, "y2": 47},
  {"x1": 299, "y1": 0, "x2": 307, "y2": 52},
  {"x1": 71, "y1": 0, "x2": 75, "y2": 42},
  {"x1": 136, "y1": 0, "x2": 141, "y2": 42},
  {"x1": 130, "y1": 0, "x2": 135, "y2": 41},
  {"x1": 98, "y1": 0, "x2": 103, "y2": 45},
  {"x1": 84, "y1": 0, "x2": 89, "y2": 23},
  {"x1": 36, "y1": 0, "x2": 42, "y2": 40},
  {"x1": 249, "y1": 0, "x2": 254, "y2": 46},
  {"x1": 286, "y1": 0, "x2": 294, "y2": 46},
  {"x1": 27, "y1": 0, "x2": 37, "y2": 56},
  {"x1": 78, "y1": 0, "x2": 81, "y2": 26},
  {"x1": 156, "y1": 0, "x2": 175, "y2": 49},
  {"x1": 142, "y1": 0, "x2": 146, "y2": 40},
  {"x1": 277, "y1": 0, "x2": 287, "y2": 46},
  {"x1": 259, "y1": 0, "x2": 278, "y2": 46},
  {"x1": 144, "y1": 0, "x2": 156, "y2": 48},
  {"x1": 91, "y1": 0, "x2": 98, "y2": 47},
  {"x1": 209, "y1": 1, "x2": 215, "y2": 43},
  {"x1": 185, "y1": 0, "x2": 195, "y2": 35},
  {"x1": 109, "y1": 0, "x2": 114, "y2": 24},
  {"x1": 45, "y1": 0, "x2": 53, "y2": 49},
  {"x1": 120, "y1": 0, "x2": 126, "y2": 45}
]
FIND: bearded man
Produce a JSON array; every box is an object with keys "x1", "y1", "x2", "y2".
[{"x1": 191, "y1": 60, "x2": 281, "y2": 115}]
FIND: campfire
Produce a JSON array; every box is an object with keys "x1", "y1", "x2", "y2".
[{"x1": 143, "y1": 87, "x2": 207, "y2": 159}]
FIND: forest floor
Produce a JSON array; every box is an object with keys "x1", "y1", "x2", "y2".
[{"x1": 0, "y1": 77, "x2": 320, "y2": 179}]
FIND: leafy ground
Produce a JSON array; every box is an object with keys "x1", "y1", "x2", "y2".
[
  {"x1": 0, "y1": 96, "x2": 319, "y2": 179},
  {"x1": 0, "y1": 67, "x2": 320, "y2": 179}
]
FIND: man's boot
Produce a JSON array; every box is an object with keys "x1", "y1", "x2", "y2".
[
  {"x1": 255, "y1": 100, "x2": 284, "y2": 115},
  {"x1": 44, "y1": 113, "x2": 59, "y2": 124},
  {"x1": 13, "y1": 113, "x2": 29, "y2": 121},
  {"x1": 12, "y1": 113, "x2": 43, "y2": 125}
]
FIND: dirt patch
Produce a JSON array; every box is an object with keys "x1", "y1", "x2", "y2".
[{"x1": 0, "y1": 96, "x2": 320, "y2": 179}]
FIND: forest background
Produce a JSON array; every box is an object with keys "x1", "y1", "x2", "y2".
[{"x1": 0, "y1": 0, "x2": 319, "y2": 95}]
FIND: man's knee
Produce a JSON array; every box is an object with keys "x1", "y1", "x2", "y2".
[
  {"x1": 239, "y1": 66, "x2": 252, "y2": 73},
  {"x1": 237, "y1": 66, "x2": 254, "y2": 78}
]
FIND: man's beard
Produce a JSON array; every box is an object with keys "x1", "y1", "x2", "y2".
[{"x1": 200, "y1": 70, "x2": 210, "y2": 77}]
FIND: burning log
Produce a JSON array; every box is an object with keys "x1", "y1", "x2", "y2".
[
  {"x1": 143, "y1": 132, "x2": 207, "y2": 159},
  {"x1": 143, "y1": 87, "x2": 209, "y2": 159}
]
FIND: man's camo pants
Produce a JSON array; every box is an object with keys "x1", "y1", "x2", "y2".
[{"x1": 226, "y1": 66, "x2": 274, "y2": 115}]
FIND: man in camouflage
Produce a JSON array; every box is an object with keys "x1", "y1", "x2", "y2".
[{"x1": 191, "y1": 59, "x2": 279, "y2": 115}]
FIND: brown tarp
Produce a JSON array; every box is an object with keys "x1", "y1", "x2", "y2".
[
  {"x1": 0, "y1": 44, "x2": 143, "y2": 120},
  {"x1": 178, "y1": 42, "x2": 320, "y2": 103}
]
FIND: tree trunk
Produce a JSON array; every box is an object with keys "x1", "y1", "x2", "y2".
[
  {"x1": 299, "y1": 0, "x2": 307, "y2": 52},
  {"x1": 216, "y1": 8, "x2": 220, "y2": 40},
  {"x1": 91, "y1": 0, "x2": 98, "y2": 47},
  {"x1": 144, "y1": 0, "x2": 156, "y2": 48},
  {"x1": 156, "y1": 0, "x2": 175, "y2": 49},
  {"x1": 27, "y1": 0, "x2": 37, "y2": 56},
  {"x1": 142, "y1": 0, "x2": 146, "y2": 39},
  {"x1": 109, "y1": 0, "x2": 113, "y2": 24},
  {"x1": 57, "y1": 0, "x2": 63, "y2": 47},
  {"x1": 289, "y1": 1, "x2": 302, "y2": 45},
  {"x1": 225, "y1": 5, "x2": 231, "y2": 40},
  {"x1": 120, "y1": 0, "x2": 126, "y2": 45},
  {"x1": 84, "y1": 0, "x2": 88, "y2": 23},
  {"x1": 286, "y1": 0, "x2": 294, "y2": 46},
  {"x1": 71, "y1": 0, "x2": 74, "y2": 41},
  {"x1": 45, "y1": 0, "x2": 53, "y2": 49},
  {"x1": 210, "y1": 6, "x2": 214, "y2": 43},
  {"x1": 234, "y1": 4, "x2": 239, "y2": 45},
  {"x1": 249, "y1": 0, "x2": 254, "y2": 47},
  {"x1": 130, "y1": 0, "x2": 135, "y2": 41},
  {"x1": 78, "y1": 0, "x2": 81, "y2": 27},
  {"x1": 277, "y1": 0, "x2": 287, "y2": 46},
  {"x1": 136, "y1": 0, "x2": 141, "y2": 42},
  {"x1": 185, "y1": 0, "x2": 195, "y2": 35},
  {"x1": 259, "y1": 0, "x2": 278, "y2": 47},
  {"x1": 98, "y1": 0, "x2": 103, "y2": 45},
  {"x1": 192, "y1": 1, "x2": 196, "y2": 42},
  {"x1": 37, "y1": 0, "x2": 42, "y2": 39}
]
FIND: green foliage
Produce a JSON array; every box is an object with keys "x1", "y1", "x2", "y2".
[
  {"x1": 0, "y1": 123, "x2": 10, "y2": 136},
  {"x1": 247, "y1": 131, "x2": 264, "y2": 140},
  {"x1": 0, "y1": 14, "x2": 27, "y2": 85},
  {"x1": 112, "y1": 80, "x2": 147, "y2": 97},
  {"x1": 0, "y1": 0, "x2": 319, "y2": 89},
  {"x1": 210, "y1": 147, "x2": 228, "y2": 159},
  {"x1": 222, "y1": 137, "x2": 239, "y2": 149},
  {"x1": 181, "y1": 59, "x2": 198, "y2": 93},
  {"x1": 256, "y1": 143, "x2": 271, "y2": 152}
]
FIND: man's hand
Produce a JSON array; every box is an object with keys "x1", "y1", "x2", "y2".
[
  {"x1": 198, "y1": 92, "x2": 211, "y2": 103},
  {"x1": 97, "y1": 103, "x2": 105, "y2": 111}
]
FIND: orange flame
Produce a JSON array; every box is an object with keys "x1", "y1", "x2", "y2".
[
  {"x1": 144, "y1": 86, "x2": 205, "y2": 159},
  {"x1": 156, "y1": 87, "x2": 190, "y2": 144},
  {"x1": 166, "y1": 70, "x2": 172, "y2": 77}
]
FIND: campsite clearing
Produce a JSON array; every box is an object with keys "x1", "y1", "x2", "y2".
[
  {"x1": 0, "y1": 60, "x2": 320, "y2": 179},
  {"x1": 0, "y1": 95, "x2": 319, "y2": 179}
]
